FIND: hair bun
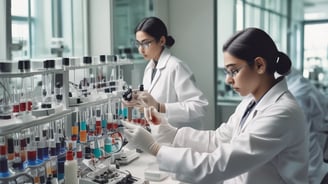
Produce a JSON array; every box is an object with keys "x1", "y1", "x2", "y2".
[
  {"x1": 276, "y1": 52, "x2": 291, "y2": 75},
  {"x1": 166, "y1": 35, "x2": 175, "y2": 47}
]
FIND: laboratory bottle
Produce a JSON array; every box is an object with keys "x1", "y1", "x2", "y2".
[{"x1": 64, "y1": 151, "x2": 78, "y2": 184}]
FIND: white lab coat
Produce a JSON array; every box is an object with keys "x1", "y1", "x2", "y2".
[
  {"x1": 156, "y1": 78, "x2": 309, "y2": 184},
  {"x1": 143, "y1": 48, "x2": 208, "y2": 129},
  {"x1": 286, "y1": 68, "x2": 328, "y2": 184}
]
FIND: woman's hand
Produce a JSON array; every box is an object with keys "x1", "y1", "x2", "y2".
[
  {"x1": 144, "y1": 107, "x2": 178, "y2": 143},
  {"x1": 137, "y1": 92, "x2": 159, "y2": 108},
  {"x1": 122, "y1": 91, "x2": 160, "y2": 112},
  {"x1": 144, "y1": 106, "x2": 163, "y2": 125},
  {"x1": 122, "y1": 90, "x2": 148, "y2": 108},
  {"x1": 122, "y1": 121, "x2": 161, "y2": 155}
]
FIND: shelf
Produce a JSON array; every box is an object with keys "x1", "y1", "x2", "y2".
[
  {"x1": 0, "y1": 68, "x2": 64, "y2": 78},
  {"x1": 63, "y1": 60, "x2": 133, "y2": 70},
  {"x1": 69, "y1": 93, "x2": 122, "y2": 111},
  {"x1": 0, "y1": 108, "x2": 73, "y2": 136}
]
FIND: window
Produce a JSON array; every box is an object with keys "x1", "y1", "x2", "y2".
[
  {"x1": 9, "y1": 0, "x2": 88, "y2": 60},
  {"x1": 303, "y1": 22, "x2": 328, "y2": 92}
]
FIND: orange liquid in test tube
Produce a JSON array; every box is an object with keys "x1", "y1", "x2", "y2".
[{"x1": 80, "y1": 131, "x2": 87, "y2": 143}]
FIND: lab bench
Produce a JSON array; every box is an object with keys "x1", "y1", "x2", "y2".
[{"x1": 120, "y1": 152, "x2": 181, "y2": 184}]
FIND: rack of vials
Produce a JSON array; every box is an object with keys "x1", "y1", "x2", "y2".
[{"x1": 0, "y1": 55, "x2": 146, "y2": 184}]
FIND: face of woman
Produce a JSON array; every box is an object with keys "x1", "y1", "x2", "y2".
[
  {"x1": 135, "y1": 31, "x2": 164, "y2": 61},
  {"x1": 223, "y1": 52, "x2": 261, "y2": 97}
]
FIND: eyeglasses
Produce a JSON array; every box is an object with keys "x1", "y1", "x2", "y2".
[
  {"x1": 224, "y1": 65, "x2": 247, "y2": 78},
  {"x1": 134, "y1": 40, "x2": 155, "y2": 49}
]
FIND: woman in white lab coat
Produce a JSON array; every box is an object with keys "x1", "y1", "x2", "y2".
[
  {"x1": 122, "y1": 28, "x2": 309, "y2": 184},
  {"x1": 125, "y1": 17, "x2": 208, "y2": 129}
]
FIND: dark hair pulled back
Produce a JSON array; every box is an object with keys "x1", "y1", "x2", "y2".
[
  {"x1": 222, "y1": 27, "x2": 291, "y2": 76},
  {"x1": 135, "y1": 16, "x2": 175, "y2": 48}
]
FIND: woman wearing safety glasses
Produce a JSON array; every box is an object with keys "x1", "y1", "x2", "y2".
[
  {"x1": 122, "y1": 27, "x2": 309, "y2": 184},
  {"x1": 124, "y1": 16, "x2": 208, "y2": 139}
]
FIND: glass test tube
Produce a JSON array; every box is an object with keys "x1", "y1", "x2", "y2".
[
  {"x1": 0, "y1": 137, "x2": 10, "y2": 177},
  {"x1": 12, "y1": 78, "x2": 20, "y2": 116},
  {"x1": 79, "y1": 111, "x2": 87, "y2": 143},
  {"x1": 0, "y1": 77, "x2": 12, "y2": 119},
  {"x1": 95, "y1": 107, "x2": 102, "y2": 136},
  {"x1": 71, "y1": 112, "x2": 79, "y2": 141},
  {"x1": 12, "y1": 132, "x2": 26, "y2": 171}
]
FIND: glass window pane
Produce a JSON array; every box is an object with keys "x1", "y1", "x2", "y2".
[
  {"x1": 11, "y1": 21, "x2": 30, "y2": 59},
  {"x1": 246, "y1": 0, "x2": 262, "y2": 6},
  {"x1": 303, "y1": 23, "x2": 328, "y2": 85},
  {"x1": 11, "y1": 0, "x2": 29, "y2": 17},
  {"x1": 236, "y1": 0, "x2": 244, "y2": 30},
  {"x1": 245, "y1": 5, "x2": 261, "y2": 28}
]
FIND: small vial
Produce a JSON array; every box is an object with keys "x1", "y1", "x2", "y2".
[
  {"x1": 79, "y1": 112, "x2": 87, "y2": 143},
  {"x1": 0, "y1": 141, "x2": 10, "y2": 177},
  {"x1": 76, "y1": 143, "x2": 83, "y2": 164},
  {"x1": 55, "y1": 82, "x2": 63, "y2": 104},
  {"x1": 71, "y1": 122, "x2": 79, "y2": 141},
  {"x1": 27, "y1": 142, "x2": 39, "y2": 166},
  {"x1": 93, "y1": 139, "x2": 102, "y2": 159},
  {"x1": 104, "y1": 136, "x2": 112, "y2": 155},
  {"x1": 95, "y1": 108, "x2": 102, "y2": 135},
  {"x1": 12, "y1": 133, "x2": 25, "y2": 171},
  {"x1": 7, "y1": 135, "x2": 14, "y2": 161}
]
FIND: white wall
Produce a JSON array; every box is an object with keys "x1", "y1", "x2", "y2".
[{"x1": 155, "y1": 0, "x2": 215, "y2": 130}]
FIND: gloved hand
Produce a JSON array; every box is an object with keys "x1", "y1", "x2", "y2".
[
  {"x1": 122, "y1": 121, "x2": 161, "y2": 156},
  {"x1": 144, "y1": 107, "x2": 178, "y2": 144},
  {"x1": 122, "y1": 90, "x2": 147, "y2": 108},
  {"x1": 138, "y1": 92, "x2": 159, "y2": 108}
]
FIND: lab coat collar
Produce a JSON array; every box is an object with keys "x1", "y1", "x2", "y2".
[
  {"x1": 145, "y1": 48, "x2": 171, "y2": 92},
  {"x1": 240, "y1": 77, "x2": 289, "y2": 132},
  {"x1": 145, "y1": 47, "x2": 171, "y2": 71},
  {"x1": 254, "y1": 76, "x2": 289, "y2": 111}
]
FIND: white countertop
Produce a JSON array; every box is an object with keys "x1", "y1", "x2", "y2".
[{"x1": 120, "y1": 152, "x2": 182, "y2": 184}]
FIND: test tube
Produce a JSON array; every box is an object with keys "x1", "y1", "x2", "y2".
[
  {"x1": 6, "y1": 134, "x2": 14, "y2": 161},
  {"x1": 12, "y1": 133, "x2": 26, "y2": 171},
  {"x1": 76, "y1": 143, "x2": 83, "y2": 166},
  {"x1": 55, "y1": 82, "x2": 63, "y2": 104},
  {"x1": 41, "y1": 60, "x2": 53, "y2": 109},
  {"x1": 0, "y1": 137, "x2": 10, "y2": 177},
  {"x1": 104, "y1": 136, "x2": 112, "y2": 155},
  {"x1": 41, "y1": 124, "x2": 50, "y2": 160},
  {"x1": 20, "y1": 130, "x2": 27, "y2": 162},
  {"x1": 79, "y1": 111, "x2": 87, "y2": 143},
  {"x1": 12, "y1": 79, "x2": 20, "y2": 117},
  {"x1": 95, "y1": 107, "x2": 102, "y2": 136},
  {"x1": 71, "y1": 112, "x2": 79, "y2": 141},
  {"x1": 57, "y1": 119, "x2": 66, "y2": 154},
  {"x1": 93, "y1": 138, "x2": 102, "y2": 159},
  {"x1": 0, "y1": 77, "x2": 12, "y2": 119},
  {"x1": 27, "y1": 130, "x2": 41, "y2": 166},
  {"x1": 101, "y1": 104, "x2": 107, "y2": 134}
]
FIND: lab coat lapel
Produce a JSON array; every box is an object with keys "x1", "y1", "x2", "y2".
[
  {"x1": 240, "y1": 77, "x2": 289, "y2": 132},
  {"x1": 148, "y1": 69, "x2": 161, "y2": 93},
  {"x1": 147, "y1": 48, "x2": 170, "y2": 93}
]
